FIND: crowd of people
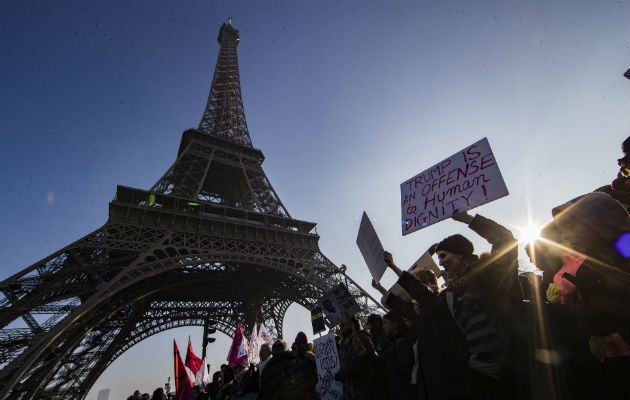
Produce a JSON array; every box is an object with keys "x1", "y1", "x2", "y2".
[{"x1": 130, "y1": 136, "x2": 630, "y2": 399}]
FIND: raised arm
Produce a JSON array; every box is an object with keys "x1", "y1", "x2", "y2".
[{"x1": 383, "y1": 251, "x2": 435, "y2": 304}]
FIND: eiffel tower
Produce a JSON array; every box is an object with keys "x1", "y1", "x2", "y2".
[{"x1": 0, "y1": 21, "x2": 382, "y2": 400}]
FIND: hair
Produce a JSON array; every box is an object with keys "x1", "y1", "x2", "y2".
[
  {"x1": 341, "y1": 314, "x2": 363, "y2": 336},
  {"x1": 415, "y1": 269, "x2": 437, "y2": 287},
  {"x1": 223, "y1": 366, "x2": 234, "y2": 382},
  {"x1": 367, "y1": 313, "x2": 383, "y2": 328},
  {"x1": 383, "y1": 311, "x2": 408, "y2": 336},
  {"x1": 152, "y1": 389, "x2": 165, "y2": 400}
]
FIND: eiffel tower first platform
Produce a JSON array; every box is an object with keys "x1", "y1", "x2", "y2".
[{"x1": 0, "y1": 21, "x2": 382, "y2": 400}]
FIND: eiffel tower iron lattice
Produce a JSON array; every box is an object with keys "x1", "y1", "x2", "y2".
[{"x1": 0, "y1": 22, "x2": 383, "y2": 400}]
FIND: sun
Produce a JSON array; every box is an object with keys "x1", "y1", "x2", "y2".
[{"x1": 517, "y1": 223, "x2": 542, "y2": 244}]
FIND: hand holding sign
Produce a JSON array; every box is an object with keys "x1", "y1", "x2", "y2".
[{"x1": 452, "y1": 209, "x2": 474, "y2": 224}]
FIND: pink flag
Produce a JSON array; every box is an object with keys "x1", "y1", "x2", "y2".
[
  {"x1": 184, "y1": 336, "x2": 203, "y2": 376},
  {"x1": 227, "y1": 323, "x2": 249, "y2": 366},
  {"x1": 258, "y1": 323, "x2": 274, "y2": 344}
]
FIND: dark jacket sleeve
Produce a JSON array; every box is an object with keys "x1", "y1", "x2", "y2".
[
  {"x1": 468, "y1": 214, "x2": 516, "y2": 251},
  {"x1": 384, "y1": 292, "x2": 416, "y2": 320},
  {"x1": 468, "y1": 214, "x2": 521, "y2": 300},
  {"x1": 397, "y1": 270, "x2": 435, "y2": 304}
]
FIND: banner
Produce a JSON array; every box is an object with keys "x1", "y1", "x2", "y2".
[
  {"x1": 248, "y1": 324, "x2": 260, "y2": 364},
  {"x1": 194, "y1": 356, "x2": 211, "y2": 387},
  {"x1": 401, "y1": 137, "x2": 508, "y2": 235},
  {"x1": 318, "y1": 283, "x2": 361, "y2": 327},
  {"x1": 386, "y1": 250, "x2": 441, "y2": 302},
  {"x1": 356, "y1": 212, "x2": 387, "y2": 282},
  {"x1": 313, "y1": 332, "x2": 344, "y2": 400}
]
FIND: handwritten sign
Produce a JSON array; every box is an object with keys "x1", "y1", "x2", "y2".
[
  {"x1": 356, "y1": 212, "x2": 387, "y2": 282},
  {"x1": 314, "y1": 332, "x2": 343, "y2": 400},
  {"x1": 319, "y1": 283, "x2": 361, "y2": 327},
  {"x1": 401, "y1": 137, "x2": 508, "y2": 235},
  {"x1": 385, "y1": 250, "x2": 441, "y2": 303}
]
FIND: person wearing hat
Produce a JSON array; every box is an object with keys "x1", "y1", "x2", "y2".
[{"x1": 382, "y1": 210, "x2": 520, "y2": 399}]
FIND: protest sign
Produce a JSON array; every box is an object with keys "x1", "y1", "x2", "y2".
[
  {"x1": 311, "y1": 306, "x2": 326, "y2": 335},
  {"x1": 401, "y1": 137, "x2": 508, "y2": 235},
  {"x1": 313, "y1": 332, "x2": 344, "y2": 400},
  {"x1": 356, "y1": 212, "x2": 387, "y2": 282},
  {"x1": 385, "y1": 250, "x2": 441, "y2": 302},
  {"x1": 318, "y1": 283, "x2": 361, "y2": 327}
]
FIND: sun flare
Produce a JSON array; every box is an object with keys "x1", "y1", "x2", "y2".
[{"x1": 517, "y1": 223, "x2": 542, "y2": 244}]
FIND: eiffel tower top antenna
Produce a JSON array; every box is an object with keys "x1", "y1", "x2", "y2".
[{"x1": 198, "y1": 19, "x2": 250, "y2": 146}]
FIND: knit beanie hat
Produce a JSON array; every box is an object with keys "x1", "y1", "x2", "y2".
[
  {"x1": 435, "y1": 234, "x2": 474, "y2": 256},
  {"x1": 272, "y1": 339, "x2": 288, "y2": 354}
]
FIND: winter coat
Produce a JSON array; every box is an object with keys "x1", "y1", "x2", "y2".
[
  {"x1": 377, "y1": 333, "x2": 416, "y2": 400},
  {"x1": 258, "y1": 351, "x2": 317, "y2": 400},
  {"x1": 387, "y1": 214, "x2": 520, "y2": 400},
  {"x1": 387, "y1": 276, "x2": 472, "y2": 400},
  {"x1": 335, "y1": 330, "x2": 388, "y2": 400}
]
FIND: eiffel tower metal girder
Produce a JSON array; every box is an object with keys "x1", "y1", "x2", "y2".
[
  {"x1": 198, "y1": 23, "x2": 251, "y2": 147},
  {"x1": 0, "y1": 21, "x2": 383, "y2": 400}
]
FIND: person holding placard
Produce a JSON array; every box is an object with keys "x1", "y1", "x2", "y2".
[
  {"x1": 380, "y1": 210, "x2": 521, "y2": 399},
  {"x1": 375, "y1": 254, "x2": 472, "y2": 400}
]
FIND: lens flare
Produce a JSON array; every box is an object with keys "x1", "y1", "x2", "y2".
[
  {"x1": 517, "y1": 223, "x2": 542, "y2": 244},
  {"x1": 47, "y1": 191, "x2": 55, "y2": 205},
  {"x1": 615, "y1": 233, "x2": 630, "y2": 258}
]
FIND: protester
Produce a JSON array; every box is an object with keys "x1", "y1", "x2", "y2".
[
  {"x1": 215, "y1": 366, "x2": 234, "y2": 400},
  {"x1": 190, "y1": 386, "x2": 202, "y2": 400},
  {"x1": 366, "y1": 314, "x2": 390, "y2": 355},
  {"x1": 378, "y1": 210, "x2": 520, "y2": 399},
  {"x1": 206, "y1": 372, "x2": 223, "y2": 400},
  {"x1": 292, "y1": 331, "x2": 318, "y2": 395},
  {"x1": 231, "y1": 363, "x2": 258, "y2": 399},
  {"x1": 334, "y1": 315, "x2": 388, "y2": 400},
  {"x1": 376, "y1": 254, "x2": 472, "y2": 400},
  {"x1": 258, "y1": 339, "x2": 317, "y2": 400},
  {"x1": 528, "y1": 192, "x2": 630, "y2": 398},
  {"x1": 258, "y1": 343, "x2": 273, "y2": 383},
  {"x1": 377, "y1": 311, "x2": 416, "y2": 400},
  {"x1": 595, "y1": 136, "x2": 630, "y2": 211},
  {"x1": 152, "y1": 388, "x2": 167, "y2": 400}
]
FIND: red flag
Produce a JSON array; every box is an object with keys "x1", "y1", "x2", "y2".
[
  {"x1": 184, "y1": 336, "x2": 203, "y2": 376},
  {"x1": 173, "y1": 339, "x2": 192, "y2": 400}
]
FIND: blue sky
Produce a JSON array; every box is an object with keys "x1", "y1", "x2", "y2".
[{"x1": 1, "y1": 1, "x2": 628, "y2": 398}]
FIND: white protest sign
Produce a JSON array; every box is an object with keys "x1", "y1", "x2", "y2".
[
  {"x1": 401, "y1": 137, "x2": 508, "y2": 235},
  {"x1": 313, "y1": 332, "x2": 344, "y2": 400},
  {"x1": 319, "y1": 283, "x2": 361, "y2": 327},
  {"x1": 385, "y1": 250, "x2": 441, "y2": 303},
  {"x1": 356, "y1": 212, "x2": 387, "y2": 282}
]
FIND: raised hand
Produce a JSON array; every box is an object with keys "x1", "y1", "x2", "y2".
[
  {"x1": 383, "y1": 251, "x2": 394, "y2": 268},
  {"x1": 372, "y1": 279, "x2": 387, "y2": 295},
  {"x1": 452, "y1": 209, "x2": 474, "y2": 224}
]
